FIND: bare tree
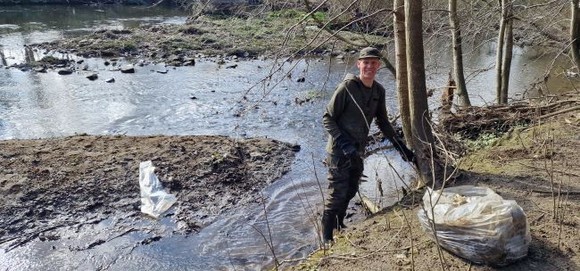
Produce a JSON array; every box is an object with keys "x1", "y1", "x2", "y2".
[
  {"x1": 572, "y1": 0, "x2": 580, "y2": 71},
  {"x1": 301, "y1": 0, "x2": 397, "y2": 76},
  {"x1": 496, "y1": 0, "x2": 513, "y2": 104},
  {"x1": 394, "y1": 0, "x2": 412, "y2": 144},
  {"x1": 405, "y1": 0, "x2": 439, "y2": 186},
  {"x1": 449, "y1": 0, "x2": 471, "y2": 107}
]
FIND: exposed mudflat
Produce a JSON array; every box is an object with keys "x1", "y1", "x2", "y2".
[{"x1": 0, "y1": 134, "x2": 299, "y2": 252}]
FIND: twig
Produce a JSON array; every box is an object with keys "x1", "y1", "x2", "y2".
[
  {"x1": 250, "y1": 223, "x2": 280, "y2": 267},
  {"x1": 357, "y1": 190, "x2": 374, "y2": 215},
  {"x1": 531, "y1": 213, "x2": 546, "y2": 224},
  {"x1": 344, "y1": 233, "x2": 366, "y2": 250},
  {"x1": 302, "y1": 0, "x2": 396, "y2": 75},
  {"x1": 249, "y1": 192, "x2": 279, "y2": 268}
]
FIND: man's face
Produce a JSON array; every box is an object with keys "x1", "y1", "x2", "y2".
[{"x1": 356, "y1": 58, "x2": 381, "y2": 81}]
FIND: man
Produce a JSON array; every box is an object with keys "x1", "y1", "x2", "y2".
[{"x1": 321, "y1": 47, "x2": 415, "y2": 245}]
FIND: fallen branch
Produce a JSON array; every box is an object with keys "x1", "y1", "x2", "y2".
[
  {"x1": 440, "y1": 97, "x2": 579, "y2": 139},
  {"x1": 538, "y1": 105, "x2": 580, "y2": 120},
  {"x1": 278, "y1": 256, "x2": 310, "y2": 265}
]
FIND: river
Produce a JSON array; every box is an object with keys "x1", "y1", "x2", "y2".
[{"x1": 0, "y1": 4, "x2": 576, "y2": 271}]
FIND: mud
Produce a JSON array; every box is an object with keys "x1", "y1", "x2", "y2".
[{"x1": 0, "y1": 134, "x2": 299, "y2": 252}]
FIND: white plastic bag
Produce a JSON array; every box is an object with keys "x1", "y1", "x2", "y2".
[
  {"x1": 417, "y1": 185, "x2": 530, "y2": 266},
  {"x1": 139, "y1": 161, "x2": 177, "y2": 218}
]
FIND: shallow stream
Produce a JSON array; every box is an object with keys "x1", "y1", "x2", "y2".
[{"x1": 0, "y1": 4, "x2": 575, "y2": 270}]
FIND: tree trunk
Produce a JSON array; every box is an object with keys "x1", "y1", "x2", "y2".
[
  {"x1": 404, "y1": 0, "x2": 439, "y2": 187},
  {"x1": 449, "y1": 0, "x2": 471, "y2": 107},
  {"x1": 496, "y1": 0, "x2": 507, "y2": 104},
  {"x1": 394, "y1": 0, "x2": 412, "y2": 144},
  {"x1": 572, "y1": 0, "x2": 580, "y2": 71},
  {"x1": 500, "y1": 7, "x2": 513, "y2": 105},
  {"x1": 496, "y1": 0, "x2": 512, "y2": 104}
]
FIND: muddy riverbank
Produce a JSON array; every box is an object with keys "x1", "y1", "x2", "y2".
[
  {"x1": 0, "y1": 134, "x2": 299, "y2": 253},
  {"x1": 15, "y1": 9, "x2": 369, "y2": 73}
]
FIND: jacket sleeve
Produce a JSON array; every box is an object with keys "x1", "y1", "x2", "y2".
[{"x1": 323, "y1": 83, "x2": 348, "y2": 141}]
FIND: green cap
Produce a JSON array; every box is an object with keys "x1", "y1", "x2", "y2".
[{"x1": 358, "y1": 47, "x2": 382, "y2": 59}]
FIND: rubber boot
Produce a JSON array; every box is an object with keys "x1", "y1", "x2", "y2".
[{"x1": 321, "y1": 212, "x2": 336, "y2": 245}]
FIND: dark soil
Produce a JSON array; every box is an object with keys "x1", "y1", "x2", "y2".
[{"x1": 0, "y1": 134, "x2": 299, "y2": 252}]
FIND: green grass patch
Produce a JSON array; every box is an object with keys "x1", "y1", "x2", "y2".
[
  {"x1": 458, "y1": 120, "x2": 572, "y2": 176},
  {"x1": 464, "y1": 133, "x2": 501, "y2": 151}
]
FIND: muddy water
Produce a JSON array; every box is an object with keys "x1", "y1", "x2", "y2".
[{"x1": 1, "y1": 5, "x2": 578, "y2": 271}]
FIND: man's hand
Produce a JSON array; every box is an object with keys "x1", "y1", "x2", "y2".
[
  {"x1": 337, "y1": 135, "x2": 358, "y2": 157},
  {"x1": 341, "y1": 143, "x2": 358, "y2": 157}
]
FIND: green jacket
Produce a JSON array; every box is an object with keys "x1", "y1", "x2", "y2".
[{"x1": 323, "y1": 73, "x2": 397, "y2": 154}]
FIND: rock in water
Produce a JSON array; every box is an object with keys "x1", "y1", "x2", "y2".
[
  {"x1": 58, "y1": 69, "x2": 73, "y2": 75},
  {"x1": 120, "y1": 65, "x2": 135, "y2": 73},
  {"x1": 34, "y1": 67, "x2": 47, "y2": 73},
  {"x1": 86, "y1": 73, "x2": 98, "y2": 81},
  {"x1": 183, "y1": 57, "x2": 195, "y2": 66}
]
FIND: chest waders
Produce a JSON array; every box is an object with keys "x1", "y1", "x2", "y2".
[{"x1": 322, "y1": 83, "x2": 372, "y2": 244}]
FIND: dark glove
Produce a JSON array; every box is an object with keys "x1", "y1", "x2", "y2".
[
  {"x1": 336, "y1": 135, "x2": 358, "y2": 157},
  {"x1": 393, "y1": 138, "x2": 415, "y2": 162}
]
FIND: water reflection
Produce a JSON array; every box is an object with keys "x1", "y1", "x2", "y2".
[
  {"x1": 0, "y1": 5, "x2": 187, "y2": 67},
  {"x1": 0, "y1": 5, "x2": 186, "y2": 34}
]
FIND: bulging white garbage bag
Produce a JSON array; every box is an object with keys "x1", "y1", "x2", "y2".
[{"x1": 417, "y1": 185, "x2": 530, "y2": 266}]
